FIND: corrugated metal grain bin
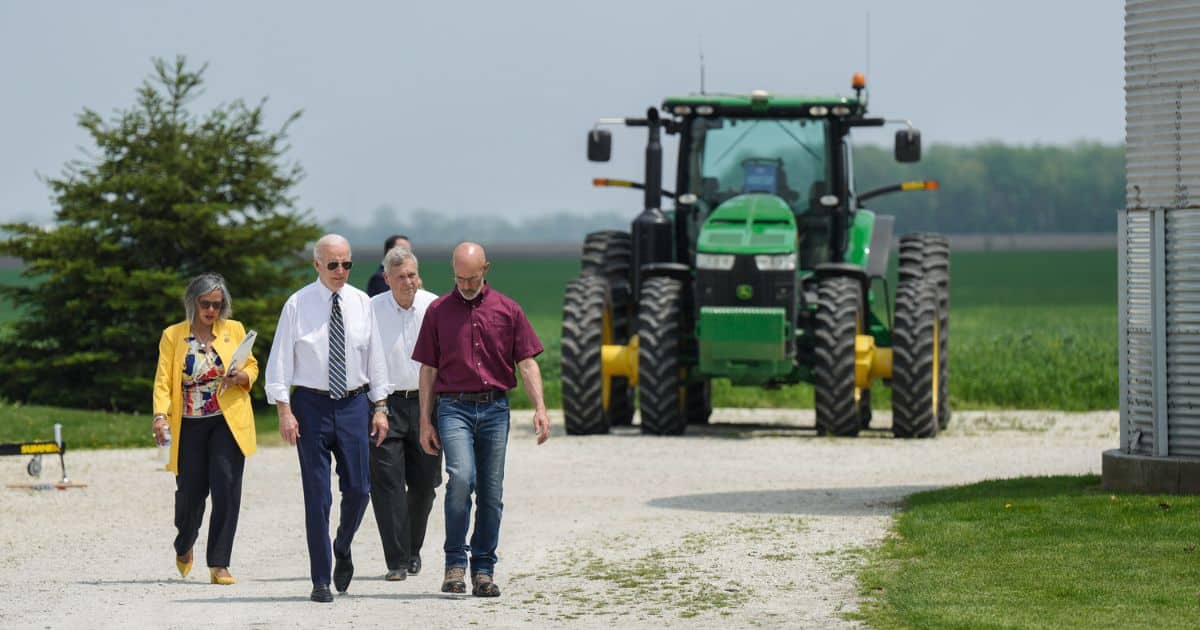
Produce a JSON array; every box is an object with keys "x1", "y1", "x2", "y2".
[{"x1": 1108, "y1": 0, "x2": 1200, "y2": 492}]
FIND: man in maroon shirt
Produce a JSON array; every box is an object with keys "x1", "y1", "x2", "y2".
[{"x1": 414, "y1": 242, "x2": 550, "y2": 597}]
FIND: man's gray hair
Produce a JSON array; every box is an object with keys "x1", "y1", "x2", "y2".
[
  {"x1": 183, "y1": 273, "x2": 232, "y2": 325},
  {"x1": 313, "y1": 233, "x2": 351, "y2": 261},
  {"x1": 382, "y1": 246, "x2": 418, "y2": 271}
]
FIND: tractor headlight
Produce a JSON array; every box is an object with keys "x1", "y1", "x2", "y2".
[
  {"x1": 754, "y1": 254, "x2": 796, "y2": 271},
  {"x1": 696, "y1": 253, "x2": 735, "y2": 270}
]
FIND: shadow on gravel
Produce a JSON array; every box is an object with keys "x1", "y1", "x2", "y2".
[
  {"x1": 81, "y1": 579, "x2": 211, "y2": 586},
  {"x1": 607, "y1": 424, "x2": 898, "y2": 439},
  {"x1": 647, "y1": 485, "x2": 940, "y2": 515},
  {"x1": 176, "y1": 593, "x2": 450, "y2": 604}
]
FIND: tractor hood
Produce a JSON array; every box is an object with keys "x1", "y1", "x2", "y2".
[{"x1": 696, "y1": 194, "x2": 797, "y2": 255}]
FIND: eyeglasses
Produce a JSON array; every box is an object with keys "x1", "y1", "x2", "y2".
[
  {"x1": 198, "y1": 299, "x2": 223, "y2": 311},
  {"x1": 325, "y1": 261, "x2": 353, "y2": 271}
]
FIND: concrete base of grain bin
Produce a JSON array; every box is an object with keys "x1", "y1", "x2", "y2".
[{"x1": 1102, "y1": 449, "x2": 1200, "y2": 495}]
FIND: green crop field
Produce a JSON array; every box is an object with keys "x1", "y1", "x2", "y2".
[
  {"x1": 373, "y1": 247, "x2": 1117, "y2": 412},
  {"x1": 343, "y1": 246, "x2": 1108, "y2": 412},
  {"x1": 0, "y1": 248, "x2": 1117, "y2": 415}
]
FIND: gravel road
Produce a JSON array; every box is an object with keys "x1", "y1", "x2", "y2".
[{"x1": 0, "y1": 409, "x2": 1117, "y2": 629}]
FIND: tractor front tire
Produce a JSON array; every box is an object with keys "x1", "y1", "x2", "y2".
[
  {"x1": 561, "y1": 276, "x2": 609, "y2": 435},
  {"x1": 813, "y1": 276, "x2": 864, "y2": 437},
  {"x1": 637, "y1": 276, "x2": 686, "y2": 436},
  {"x1": 891, "y1": 279, "x2": 940, "y2": 438}
]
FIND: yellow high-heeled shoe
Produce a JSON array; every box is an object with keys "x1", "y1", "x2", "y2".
[
  {"x1": 176, "y1": 552, "x2": 193, "y2": 578},
  {"x1": 210, "y1": 567, "x2": 236, "y2": 585}
]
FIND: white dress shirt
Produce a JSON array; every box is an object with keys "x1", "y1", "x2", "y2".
[
  {"x1": 265, "y1": 280, "x2": 390, "y2": 405},
  {"x1": 371, "y1": 288, "x2": 437, "y2": 391}
]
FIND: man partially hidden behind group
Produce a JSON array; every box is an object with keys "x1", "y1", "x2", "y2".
[
  {"x1": 414, "y1": 241, "x2": 551, "y2": 598},
  {"x1": 366, "y1": 234, "x2": 411, "y2": 297},
  {"x1": 265, "y1": 233, "x2": 391, "y2": 603},
  {"x1": 368, "y1": 245, "x2": 442, "y2": 581}
]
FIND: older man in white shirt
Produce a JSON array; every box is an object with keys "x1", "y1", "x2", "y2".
[
  {"x1": 265, "y1": 233, "x2": 391, "y2": 603},
  {"x1": 368, "y1": 246, "x2": 442, "y2": 582}
]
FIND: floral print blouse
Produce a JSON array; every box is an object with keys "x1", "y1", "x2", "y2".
[{"x1": 182, "y1": 335, "x2": 225, "y2": 418}]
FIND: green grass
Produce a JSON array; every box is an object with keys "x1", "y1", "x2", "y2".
[
  {"x1": 0, "y1": 400, "x2": 290, "y2": 450},
  {"x1": 0, "y1": 401, "x2": 149, "y2": 449},
  {"x1": 856, "y1": 475, "x2": 1200, "y2": 629}
]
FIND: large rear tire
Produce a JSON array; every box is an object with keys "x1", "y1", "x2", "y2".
[
  {"x1": 899, "y1": 233, "x2": 951, "y2": 430},
  {"x1": 561, "y1": 276, "x2": 609, "y2": 435},
  {"x1": 813, "y1": 276, "x2": 865, "y2": 437},
  {"x1": 637, "y1": 276, "x2": 686, "y2": 436},
  {"x1": 892, "y1": 279, "x2": 940, "y2": 438}
]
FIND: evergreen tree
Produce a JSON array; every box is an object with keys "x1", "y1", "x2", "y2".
[{"x1": 0, "y1": 57, "x2": 319, "y2": 411}]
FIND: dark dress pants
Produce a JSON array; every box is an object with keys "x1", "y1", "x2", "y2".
[
  {"x1": 292, "y1": 388, "x2": 372, "y2": 587},
  {"x1": 174, "y1": 415, "x2": 245, "y2": 568},
  {"x1": 370, "y1": 394, "x2": 443, "y2": 571}
]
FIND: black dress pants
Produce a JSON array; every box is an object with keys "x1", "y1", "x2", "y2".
[
  {"x1": 369, "y1": 394, "x2": 443, "y2": 571},
  {"x1": 174, "y1": 415, "x2": 245, "y2": 567}
]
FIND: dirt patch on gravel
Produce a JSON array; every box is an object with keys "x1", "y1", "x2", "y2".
[{"x1": 0, "y1": 409, "x2": 1117, "y2": 629}]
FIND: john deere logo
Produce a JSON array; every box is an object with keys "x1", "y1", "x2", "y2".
[{"x1": 736, "y1": 284, "x2": 753, "y2": 300}]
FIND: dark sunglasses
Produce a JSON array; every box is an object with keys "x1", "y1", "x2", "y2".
[
  {"x1": 325, "y1": 261, "x2": 353, "y2": 271},
  {"x1": 198, "y1": 299, "x2": 224, "y2": 310}
]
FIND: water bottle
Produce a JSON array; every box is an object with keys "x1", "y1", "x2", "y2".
[{"x1": 160, "y1": 425, "x2": 172, "y2": 463}]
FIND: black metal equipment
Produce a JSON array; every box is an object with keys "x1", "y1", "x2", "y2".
[{"x1": 1, "y1": 423, "x2": 77, "y2": 489}]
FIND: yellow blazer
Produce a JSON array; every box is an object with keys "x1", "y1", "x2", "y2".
[{"x1": 152, "y1": 319, "x2": 259, "y2": 473}]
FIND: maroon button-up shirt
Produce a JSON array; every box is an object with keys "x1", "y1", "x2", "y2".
[{"x1": 412, "y1": 283, "x2": 543, "y2": 393}]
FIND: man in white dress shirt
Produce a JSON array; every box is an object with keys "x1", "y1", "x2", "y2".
[
  {"x1": 264, "y1": 233, "x2": 391, "y2": 603},
  {"x1": 368, "y1": 246, "x2": 442, "y2": 581}
]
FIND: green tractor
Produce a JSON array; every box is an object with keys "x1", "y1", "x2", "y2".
[{"x1": 562, "y1": 75, "x2": 949, "y2": 438}]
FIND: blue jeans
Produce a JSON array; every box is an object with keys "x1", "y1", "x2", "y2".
[{"x1": 438, "y1": 397, "x2": 510, "y2": 575}]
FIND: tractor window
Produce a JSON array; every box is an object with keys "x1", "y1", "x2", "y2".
[{"x1": 687, "y1": 118, "x2": 829, "y2": 212}]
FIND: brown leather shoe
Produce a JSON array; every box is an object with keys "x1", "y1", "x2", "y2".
[
  {"x1": 441, "y1": 567, "x2": 466, "y2": 593},
  {"x1": 472, "y1": 572, "x2": 500, "y2": 597}
]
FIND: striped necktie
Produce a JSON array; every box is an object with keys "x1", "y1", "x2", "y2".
[{"x1": 329, "y1": 292, "x2": 347, "y2": 399}]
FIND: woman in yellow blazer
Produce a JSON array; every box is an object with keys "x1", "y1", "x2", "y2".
[{"x1": 152, "y1": 273, "x2": 258, "y2": 586}]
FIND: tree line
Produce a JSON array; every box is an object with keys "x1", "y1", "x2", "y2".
[
  {"x1": 852, "y1": 142, "x2": 1124, "y2": 236},
  {"x1": 332, "y1": 143, "x2": 1125, "y2": 246}
]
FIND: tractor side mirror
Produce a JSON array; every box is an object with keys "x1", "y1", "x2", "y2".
[
  {"x1": 895, "y1": 128, "x2": 921, "y2": 163},
  {"x1": 587, "y1": 129, "x2": 612, "y2": 162}
]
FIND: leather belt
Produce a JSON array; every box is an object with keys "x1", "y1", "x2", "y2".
[
  {"x1": 295, "y1": 385, "x2": 369, "y2": 400},
  {"x1": 439, "y1": 390, "x2": 506, "y2": 403},
  {"x1": 390, "y1": 389, "x2": 420, "y2": 399}
]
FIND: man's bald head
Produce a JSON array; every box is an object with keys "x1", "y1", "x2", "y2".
[{"x1": 452, "y1": 242, "x2": 490, "y2": 300}]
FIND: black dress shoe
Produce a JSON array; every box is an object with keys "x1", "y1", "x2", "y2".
[
  {"x1": 310, "y1": 584, "x2": 333, "y2": 603},
  {"x1": 385, "y1": 568, "x2": 407, "y2": 581},
  {"x1": 408, "y1": 555, "x2": 422, "y2": 576},
  {"x1": 333, "y1": 553, "x2": 354, "y2": 593}
]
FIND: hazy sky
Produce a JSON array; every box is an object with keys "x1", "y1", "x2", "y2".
[{"x1": 0, "y1": 1, "x2": 1123, "y2": 225}]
